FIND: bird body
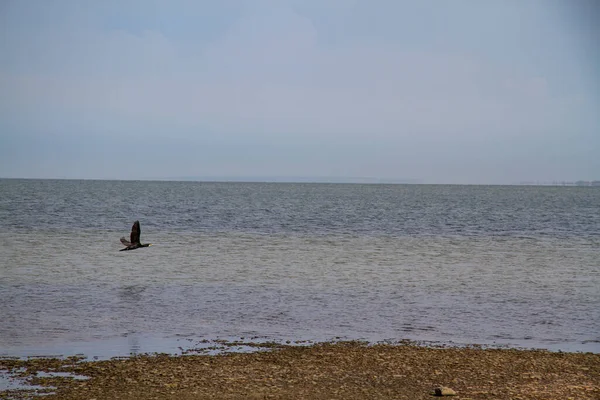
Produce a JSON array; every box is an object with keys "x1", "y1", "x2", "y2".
[{"x1": 120, "y1": 220, "x2": 152, "y2": 251}]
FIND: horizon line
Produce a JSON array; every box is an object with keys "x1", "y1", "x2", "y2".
[{"x1": 1, "y1": 176, "x2": 598, "y2": 186}]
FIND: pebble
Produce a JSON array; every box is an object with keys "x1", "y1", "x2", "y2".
[{"x1": 434, "y1": 386, "x2": 457, "y2": 396}]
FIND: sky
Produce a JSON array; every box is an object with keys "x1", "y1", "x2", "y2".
[{"x1": 0, "y1": 0, "x2": 598, "y2": 184}]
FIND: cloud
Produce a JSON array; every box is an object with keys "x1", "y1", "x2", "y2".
[
  {"x1": 2, "y1": 7, "x2": 585, "y2": 141},
  {"x1": 0, "y1": 0, "x2": 598, "y2": 182}
]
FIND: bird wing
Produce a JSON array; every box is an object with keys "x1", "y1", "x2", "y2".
[
  {"x1": 130, "y1": 220, "x2": 141, "y2": 245},
  {"x1": 120, "y1": 237, "x2": 132, "y2": 246}
]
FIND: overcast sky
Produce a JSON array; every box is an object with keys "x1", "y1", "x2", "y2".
[{"x1": 1, "y1": 0, "x2": 598, "y2": 183}]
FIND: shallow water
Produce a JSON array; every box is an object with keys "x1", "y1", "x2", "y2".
[{"x1": 1, "y1": 179, "x2": 599, "y2": 357}]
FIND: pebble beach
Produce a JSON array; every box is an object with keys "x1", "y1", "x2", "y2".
[{"x1": 2, "y1": 341, "x2": 599, "y2": 400}]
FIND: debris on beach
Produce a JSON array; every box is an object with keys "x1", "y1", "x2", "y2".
[{"x1": 433, "y1": 386, "x2": 457, "y2": 396}]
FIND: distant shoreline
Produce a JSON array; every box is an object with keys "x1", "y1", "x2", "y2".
[
  {"x1": 0, "y1": 176, "x2": 422, "y2": 184},
  {"x1": 2, "y1": 177, "x2": 599, "y2": 186}
]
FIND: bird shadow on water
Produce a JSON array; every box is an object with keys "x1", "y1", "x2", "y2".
[{"x1": 118, "y1": 285, "x2": 146, "y2": 302}]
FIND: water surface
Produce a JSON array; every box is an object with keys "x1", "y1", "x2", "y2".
[{"x1": 1, "y1": 179, "x2": 599, "y2": 357}]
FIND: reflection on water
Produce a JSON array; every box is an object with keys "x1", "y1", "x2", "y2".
[
  {"x1": 119, "y1": 285, "x2": 144, "y2": 356},
  {"x1": 120, "y1": 285, "x2": 145, "y2": 302},
  {"x1": 0, "y1": 370, "x2": 51, "y2": 393},
  {"x1": 128, "y1": 334, "x2": 140, "y2": 357}
]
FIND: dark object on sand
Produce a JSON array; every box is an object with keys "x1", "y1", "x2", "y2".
[
  {"x1": 120, "y1": 221, "x2": 152, "y2": 251},
  {"x1": 434, "y1": 386, "x2": 457, "y2": 396}
]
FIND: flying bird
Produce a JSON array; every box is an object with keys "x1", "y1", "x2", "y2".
[{"x1": 120, "y1": 220, "x2": 152, "y2": 251}]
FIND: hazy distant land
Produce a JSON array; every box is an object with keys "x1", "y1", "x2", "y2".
[
  {"x1": 517, "y1": 180, "x2": 600, "y2": 186},
  {"x1": 156, "y1": 176, "x2": 424, "y2": 184},
  {"x1": 154, "y1": 177, "x2": 599, "y2": 186}
]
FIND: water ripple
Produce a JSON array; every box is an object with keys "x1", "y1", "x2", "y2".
[{"x1": 1, "y1": 180, "x2": 599, "y2": 356}]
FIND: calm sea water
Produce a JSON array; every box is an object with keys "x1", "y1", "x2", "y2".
[{"x1": 1, "y1": 179, "x2": 599, "y2": 358}]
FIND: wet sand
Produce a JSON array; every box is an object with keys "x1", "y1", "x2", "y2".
[{"x1": 1, "y1": 342, "x2": 599, "y2": 400}]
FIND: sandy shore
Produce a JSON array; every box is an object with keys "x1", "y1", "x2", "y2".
[{"x1": 1, "y1": 342, "x2": 599, "y2": 400}]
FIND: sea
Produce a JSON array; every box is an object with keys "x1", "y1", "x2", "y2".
[{"x1": 1, "y1": 179, "x2": 599, "y2": 359}]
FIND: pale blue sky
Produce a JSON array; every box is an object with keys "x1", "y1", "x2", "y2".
[{"x1": 1, "y1": 0, "x2": 598, "y2": 183}]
